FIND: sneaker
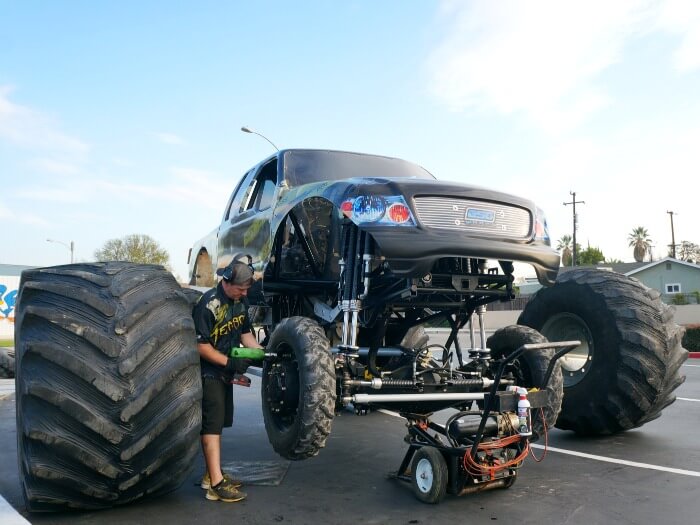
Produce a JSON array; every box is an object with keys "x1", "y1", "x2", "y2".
[
  {"x1": 205, "y1": 478, "x2": 247, "y2": 502},
  {"x1": 201, "y1": 471, "x2": 242, "y2": 490}
]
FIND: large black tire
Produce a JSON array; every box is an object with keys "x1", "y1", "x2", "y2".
[
  {"x1": 0, "y1": 347, "x2": 14, "y2": 378},
  {"x1": 262, "y1": 316, "x2": 336, "y2": 460},
  {"x1": 486, "y1": 325, "x2": 563, "y2": 442},
  {"x1": 180, "y1": 287, "x2": 203, "y2": 309},
  {"x1": 518, "y1": 269, "x2": 688, "y2": 435},
  {"x1": 385, "y1": 324, "x2": 430, "y2": 349},
  {"x1": 15, "y1": 263, "x2": 202, "y2": 511}
]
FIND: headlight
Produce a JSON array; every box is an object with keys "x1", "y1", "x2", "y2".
[
  {"x1": 352, "y1": 195, "x2": 386, "y2": 222},
  {"x1": 341, "y1": 195, "x2": 415, "y2": 226}
]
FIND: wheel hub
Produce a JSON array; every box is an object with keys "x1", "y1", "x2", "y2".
[
  {"x1": 415, "y1": 458, "x2": 434, "y2": 493},
  {"x1": 265, "y1": 359, "x2": 300, "y2": 416},
  {"x1": 540, "y1": 312, "x2": 594, "y2": 387}
]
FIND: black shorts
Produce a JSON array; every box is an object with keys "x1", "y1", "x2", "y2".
[{"x1": 201, "y1": 376, "x2": 234, "y2": 435}]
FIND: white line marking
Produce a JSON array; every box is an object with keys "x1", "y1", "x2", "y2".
[
  {"x1": 678, "y1": 397, "x2": 700, "y2": 402},
  {"x1": 377, "y1": 409, "x2": 700, "y2": 477},
  {"x1": 0, "y1": 494, "x2": 30, "y2": 525},
  {"x1": 378, "y1": 408, "x2": 402, "y2": 418},
  {"x1": 529, "y1": 444, "x2": 700, "y2": 477}
]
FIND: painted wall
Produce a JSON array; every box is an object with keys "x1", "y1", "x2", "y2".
[
  {"x1": 634, "y1": 262, "x2": 700, "y2": 295},
  {"x1": 0, "y1": 275, "x2": 19, "y2": 339}
]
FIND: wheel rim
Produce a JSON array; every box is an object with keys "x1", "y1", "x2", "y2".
[
  {"x1": 264, "y1": 347, "x2": 300, "y2": 431},
  {"x1": 415, "y1": 458, "x2": 434, "y2": 494},
  {"x1": 540, "y1": 312, "x2": 594, "y2": 387}
]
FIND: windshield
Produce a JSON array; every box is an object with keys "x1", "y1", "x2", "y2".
[{"x1": 282, "y1": 150, "x2": 435, "y2": 187}]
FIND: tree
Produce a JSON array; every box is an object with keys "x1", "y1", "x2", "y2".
[
  {"x1": 628, "y1": 227, "x2": 652, "y2": 263},
  {"x1": 677, "y1": 241, "x2": 700, "y2": 263},
  {"x1": 557, "y1": 234, "x2": 573, "y2": 267},
  {"x1": 604, "y1": 257, "x2": 623, "y2": 264},
  {"x1": 94, "y1": 234, "x2": 170, "y2": 267},
  {"x1": 577, "y1": 246, "x2": 605, "y2": 265}
]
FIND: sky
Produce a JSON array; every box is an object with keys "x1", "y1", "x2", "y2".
[{"x1": 1, "y1": 0, "x2": 699, "y2": 282}]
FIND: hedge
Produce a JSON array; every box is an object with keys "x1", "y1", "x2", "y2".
[{"x1": 683, "y1": 324, "x2": 700, "y2": 352}]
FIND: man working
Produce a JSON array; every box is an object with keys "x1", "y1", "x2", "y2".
[{"x1": 192, "y1": 259, "x2": 264, "y2": 503}]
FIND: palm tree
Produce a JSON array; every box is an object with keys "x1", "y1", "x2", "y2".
[
  {"x1": 557, "y1": 234, "x2": 573, "y2": 266},
  {"x1": 628, "y1": 227, "x2": 652, "y2": 262}
]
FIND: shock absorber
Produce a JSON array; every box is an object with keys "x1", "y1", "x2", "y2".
[
  {"x1": 338, "y1": 223, "x2": 361, "y2": 351},
  {"x1": 338, "y1": 223, "x2": 379, "y2": 354},
  {"x1": 468, "y1": 305, "x2": 491, "y2": 363}
]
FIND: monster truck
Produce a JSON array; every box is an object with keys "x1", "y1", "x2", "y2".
[
  {"x1": 12, "y1": 149, "x2": 686, "y2": 511},
  {"x1": 187, "y1": 149, "x2": 687, "y2": 501}
]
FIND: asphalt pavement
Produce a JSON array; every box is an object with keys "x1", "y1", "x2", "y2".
[{"x1": 1, "y1": 356, "x2": 700, "y2": 524}]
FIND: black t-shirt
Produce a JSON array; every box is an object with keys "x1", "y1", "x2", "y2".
[{"x1": 192, "y1": 282, "x2": 252, "y2": 378}]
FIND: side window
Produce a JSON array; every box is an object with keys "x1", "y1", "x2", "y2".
[
  {"x1": 225, "y1": 169, "x2": 256, "y2": 220},
  {"x1": 239, "y1": 179, "x2": 259, "y2": 213},
  {"x1": 242, "y1": 159, "x2": 278, "y2": 213},
  {"x1": 256, "y1": 179, "x2": 276, "y2": 210}
]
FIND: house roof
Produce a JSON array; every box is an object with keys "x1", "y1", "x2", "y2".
[
  {"x1": 558, "y1": 257, "x2": 700, "y2": 276},
  {"x1": 0, "y1": 264, "x2": 37, "y2": 277},
  {"x1": 625, "y1": 257, "x2": 700, "y2": 276}
]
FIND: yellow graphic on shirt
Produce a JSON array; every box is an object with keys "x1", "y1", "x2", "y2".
[{"x1": 209, "y1": 301, "x2": 246, "y2": 345}]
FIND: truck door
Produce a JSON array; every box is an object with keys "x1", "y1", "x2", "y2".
[{"x1": 218, "y1": 158, "x2": 278, "y2": 270}]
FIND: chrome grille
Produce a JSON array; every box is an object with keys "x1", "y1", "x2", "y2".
[{"x1": 413, "y1": 197, "x2": 531, "y2": 239}]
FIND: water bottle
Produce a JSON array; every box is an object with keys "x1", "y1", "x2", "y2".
[{"x1": 517, "y1": 387, "x2": 532, "y2": 437}]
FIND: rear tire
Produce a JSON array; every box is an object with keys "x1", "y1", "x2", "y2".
[
  {"x1": 486, "y1": 325, "x2": 563, "y2": 442},
  {"x1": 0, "y1": 347, "x2": 14, "y2": 378},
  {"x1": 15, "y1": 263, "x2": 201, "y2": 511},
  {"x1": 519, "y1": 269, "x2": 687, "y2": 435},
  {"x1": 262, "y1": 317, "x2": 336, "y2": 460},
  {"x1": 190, "y1": 251, "x2": 215, "y2": 287}
]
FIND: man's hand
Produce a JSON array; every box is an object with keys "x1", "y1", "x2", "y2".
[{"x1": 225, "y1": 357, "x2": 253, "y2": 374}]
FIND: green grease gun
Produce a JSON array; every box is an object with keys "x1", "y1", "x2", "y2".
[{"x1": 229, "y1": 347, "x2": 267, "y2": 361}]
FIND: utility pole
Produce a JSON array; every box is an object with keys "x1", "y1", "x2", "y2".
[
  {"x1": 564, "y1": 192, "x2": 585, "y2": 266},
  {"x1": 667, "y1": 210, "x2": 677, "y2": 259}
]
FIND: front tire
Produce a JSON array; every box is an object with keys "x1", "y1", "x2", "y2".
[
  {"x1": 519, "y1": 269, "x2": 687, "y2": 435},
  {"x1": 486, "y1": 325, "x2": 563, "y2": 442},
  {"x1": 15, "y1": 263, "x2": 202, "y2": 511},
  {"x1": 262, "y1": 317, "x2": 336, "y2": 460},
  {"x1": 411, "y1": 446, "x2": 448, "y2": 504}
]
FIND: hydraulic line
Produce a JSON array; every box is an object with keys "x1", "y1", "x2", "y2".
[{"x1": 339, "y1": 223, "x2": 357, "y2": 348}]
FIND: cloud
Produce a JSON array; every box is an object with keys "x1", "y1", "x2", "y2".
[
  {"x1": 427, "y1": 0, "x2": 699, "y2": 132},
  {"x1": 0, "y1": 85, "x2": 89, "y2": 155},
  {"x1": 15, "y1": 186, "x2": 87, "y2": 203},
  {"x1": 656, "y1": 0, "x2": 700, "y2": 71},
  {"x1": 90, "y1": 166, "x2": 230, "y2": 212},
  {"x1": 0, "y1": 200, "x2": 50, "y2": 227},
  {"x1": 154, "y1": 132, "x2": 186, "y2": 145},
  {"x1": 27, "y1": 158, "x2": 81, "y2": 175}
]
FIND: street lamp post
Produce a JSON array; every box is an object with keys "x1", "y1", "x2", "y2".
[
  {"x1": 241, "y1": 126, "x2": 279, "y2": 152},
  {"x1": 47, "y1": 238, "x2": 74, "y2": 263}
]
